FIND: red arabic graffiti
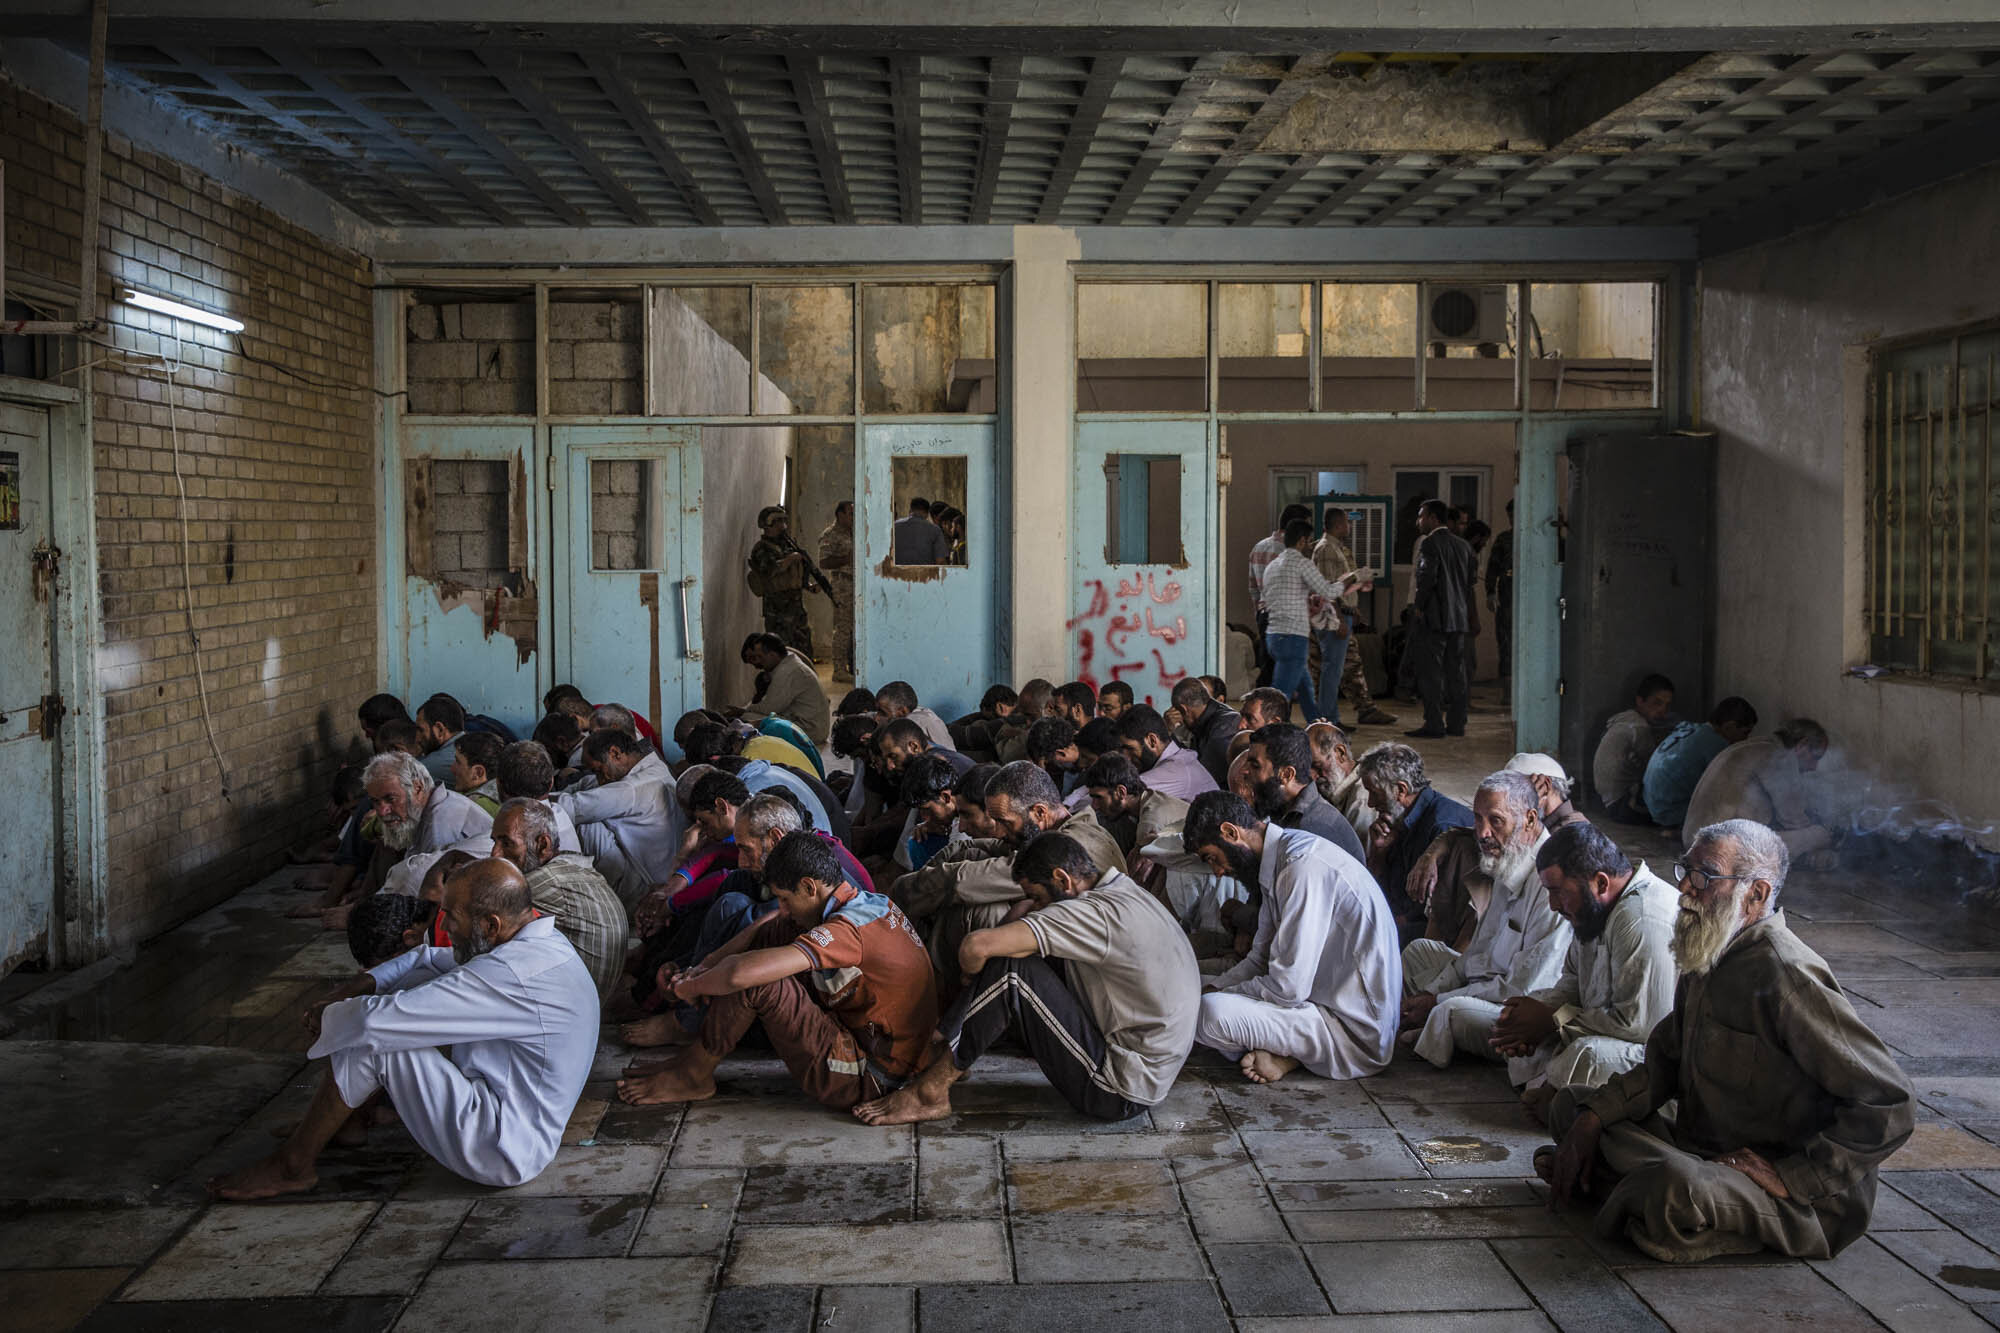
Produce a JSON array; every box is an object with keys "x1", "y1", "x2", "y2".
[{"x1": 1071, "y1": 572, "x2": 1191, "y2": 706}]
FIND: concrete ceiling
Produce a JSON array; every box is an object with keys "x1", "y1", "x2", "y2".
[{"x1": 9, "y1": 16, "x2": 2000, "y2": 238}]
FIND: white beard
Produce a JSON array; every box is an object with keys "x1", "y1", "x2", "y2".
[
  {"x1": 378, "y1": 814, "x2": 417, "y2": 851},
  {"x1": 1478, "y1": 840, "x2": 1539, "y2": 898},
  {"x1": 1672, "y1": 886, "x2": 1748, "y2": 975}
]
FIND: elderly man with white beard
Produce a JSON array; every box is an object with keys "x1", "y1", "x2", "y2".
[
  {"x1": 1542, "y1": 819, "x2": 1913, "y2": 1263},
  {"x1": 366, "y1": 750, "x2": 493, "y2": 860},
  {"x1": 1398, "y1": 771, "x2": 1569, "y2": 1070},
  {"x1": 210, "y1": 859, "x2": 600, "y2": 1199}
]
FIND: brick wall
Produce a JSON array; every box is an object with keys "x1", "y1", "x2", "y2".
[
  {"x1": 426, "y1": 459, "x2": 511, "y2": 586},
  {"x1": 2, "y1": 76, "x2": 378, "y2": 949},
  {"x1": 404, "y1": 293, "x2": 641, "y2": 417}
]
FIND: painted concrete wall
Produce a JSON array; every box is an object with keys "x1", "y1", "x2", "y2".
[
  {"x1": 1702, "y1": 161, "x2": 2000, "y2": 835},
  {"x1": 649, "y1": 290, "x2": 793, "y2": 705}
]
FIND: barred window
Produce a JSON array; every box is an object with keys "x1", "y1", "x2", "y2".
[{"x1": 1867, "y1": 323, "x2": 2000, "y2": 680}]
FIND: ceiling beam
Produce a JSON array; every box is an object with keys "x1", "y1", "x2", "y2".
[
  {"x1": 581, "y1": 50, "x2": 722, "y2": 227},
  {"x1": 264, "y1": 42, "x2": 518, "y2": 225},
  {"x1": 470, "y1": 49, "x2": 653, "y2": 225},
  {"x1": 786, "y1": 54, "x2": 853, "y2": 225},
  {"x1": 1164, "y1": 53, "x2": 1330, "y2": 225},
  {"x1": 154, "y1": 44, "x2": 458, "y2": 225},
  {"x1": 367, "y1": 51, "x2": 593, "y2": 226},
  {"x1": 968, "y1": 54, "x2": 1021, "y2": 223},
  {"x1": 1228, "y1": 158, "x2": 1320, "y2": 225},
  {"x1": 1293, "y1": 159, "x2": 1401, "y2": 227},
  {"x1": 680, "y1": 53, "x2": 788, "y2": 225},
  {"x1": 889, "y1": 54, "x2": 925, "y2": 225},
  {"x1": 1699, "y1": 94, "x2": 2000, "y2": 253},
  {"x1": 1098, "y1": 53, "x2": 1230, "y2": 226},
  {"x1": 1035, "y1": 56, "x2": 1124, "y2": 225}
]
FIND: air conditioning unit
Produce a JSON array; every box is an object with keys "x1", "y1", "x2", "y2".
[{"x1": 1423, "y1": 283, "x2": 1509, "y2": 346}]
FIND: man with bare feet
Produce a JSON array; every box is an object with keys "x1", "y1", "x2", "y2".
[
  {"x1": 854, "y1": 831, "x2": 1198, "y2": 1126},
  {"x1": 615, "y1": 832, "x2": 936, "y2": 1109},
  {"x1": 209, "y1": 859, "x2": 599, "y2": 1198},
  {"x1": 1185, "y1": 791, "x2": 1402, "y2": 1084}
]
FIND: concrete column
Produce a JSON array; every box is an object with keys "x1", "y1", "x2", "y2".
[{"x1": 1008, "y1": 225, "x2": 1081, "y2": 682}]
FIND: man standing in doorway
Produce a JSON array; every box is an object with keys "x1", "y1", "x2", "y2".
[
  {"x1": 892, "y1": 497, "x2": 951, "y2": 565},
  {"x1": 818, "y1": 500, "x2": 856, "y2": 682},
  {"x1": 1407, "y1": 499, "x2": 1476, "y2": 739},
  {"x1": 748, "y1": 504, "x2": 813, "y2": 659}
]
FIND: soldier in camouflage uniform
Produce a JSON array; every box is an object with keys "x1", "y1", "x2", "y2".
[
  {"x1": 748, "y1": 505, "x2": 813, "y2": 658},
  {"x1": 817, "y1": 500, "x2": 856, "y2": 682}
]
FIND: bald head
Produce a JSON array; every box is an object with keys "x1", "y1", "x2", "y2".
[{"x1": 443, "y1": 858, "x2": 536, "y2": 964}]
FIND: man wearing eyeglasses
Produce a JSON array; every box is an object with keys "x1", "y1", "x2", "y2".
[{"x1": 1540, "y1": 818, "x2": 1913, "y2": 1263}]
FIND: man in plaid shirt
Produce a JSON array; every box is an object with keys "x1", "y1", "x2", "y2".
[
  {"x1": 1249, "y1": 504, "x2": 1312, "y2": 687},
  {"x1": 490, "y1": 798, "x2": 628, "y2": 1003}
]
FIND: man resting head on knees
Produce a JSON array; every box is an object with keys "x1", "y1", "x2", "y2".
[
  {"x1": 212, "y1": 858, "x2": 599, "y2": 1198},
  {"x1": 854, "y1": 830, "x2": 1199, "y2": 1125},
  {"x1": 1542, "y1": 818, "x2": 1913, "y2": 1264},
  {"x1": 615, "y1": 831, "x2": 937, "y2": 1109},
  {"x1": 1187, "y1": 791, "x2": 1402, "y2": 1085}
]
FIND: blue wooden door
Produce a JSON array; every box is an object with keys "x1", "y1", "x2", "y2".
[
  {"x1": 0, "y1": 401, "x2": 56, "y2": 969},
  {"x1": 855, "y1": 423, "x2": 996, "y2": 721},
  {"x1": 394, "y1": 423, "x2": 544, "y2": 738},
  {"x1": 1071, "y1": 420, "x2": 1214, "y2": 710},
  {"x1": 554, "y1": 426, "x2": 704, "y2": 746}
]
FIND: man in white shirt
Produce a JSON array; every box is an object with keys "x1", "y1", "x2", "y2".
[
  {"x1": 1490, "y1": 821, "x2": 1679, "y2": 1116},
  {"x1": 552, "y1": 728, "x2": 681, "y2": 907},
  {"x1": 1261, "y1": 518, "x2": 1354, "y2": 723},
  {"x1": 1184, "y1": 791, "x2": 1402, "y2": 1084},
  {"x1": 1400, "y1": 771, "x2": 1571, "y2": 1070},
  {"x1": 855, "y1": 830, "x2": 1199, "y2": 1124},
  {"x1": 1249, "y1": 503, "x2": 1312, "y2": 686},
  {"x1": 210, "y1": 859, "x2": 599, "y2": 1198},
  {"x1": 1592, "y1": 674, "x2": 1675, "y2": 822}
]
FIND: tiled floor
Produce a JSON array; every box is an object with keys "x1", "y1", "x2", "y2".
[{"x1": 10, "y1": 689, "x2": 2000, "y2": 1330}]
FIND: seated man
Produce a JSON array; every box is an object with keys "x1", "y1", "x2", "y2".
[
  {"x1": 1356, "y1": 742, "x2": 1473, "y2": 940},
  {"x1": 875, "y1": 716, "x2": 977, "y2": 780},
  {"x1": 211, "y1": 859, "x2": 598, "y2": 1197},
  {"x1": 716, "y1": 753, "x2": 834, "y2": 834},
  {"x1": 1592, "y1": 674, "x2": 1675, "y2": 822},
  {"x1": 1118, "y1": 706, "x2": 1222, "y2": 802},
  {"x1": 489, "y1": 797, "x2": 628, "y2": 1002},
  {"x1": 1408, "y1": 750, "x2": 1587, "y2": 952},
  {"x1": 1097, "y1": 680, "x2": 1134, "y2": 721},
  {"x1": 1400, "y1": 772, "x2": 1570, "y2": 1071},
  {"x1": 495, "y1": 741, "x2": 585, "y2": 852},
  {"x1": 1543, "y1": 819, "x2": 1913, "y2": 1263},
  {"x1": 892, "y1": 753, "x2": 966, "y2": 877},
  {"x1": 1643, "y1": 696, "x2": 1759, "y2": 831},
  {"x1": 855, "y1": 831, "x2": 1198, "y2": 1125},
  {"x1": 1185, "y1": 791, "x2": 1401, "y2": 1084},
  {"x1": 1242, "y1": 723, "x2": 1365, "y2": 863},
  {"x1": 615, "y1": 832, "x2": 938, "y2": 1108},
  {"x1": 1052, "y1": 680, "x2": 1098, "y2": 730},
  {"x1": 367, "y1": 750, "x2": 494, "y2": 888},
  {"x1": 735, "y1": 631, "x2": 831, "y2": 744},
  {"x1": 876, "y1": 679, "x2": 955, "y2": 751},
  {"x1": 1170, "y1": 676, "x2": 1243, "y2": 788},
  {"x1": 1681, "y1": 718, "x2": 1833, "y2": 859},
  {"x1": 1306, "y1": 721, "x2": 1374, "y2": 841},
  {"x1": 412, "y1": 691, "x2": 470, "y2": 786},
  {"x1": 686, "y1": 718, "x2": 819, "y2": 780},
  {"x1": 1489, "y1": 821, "x2": 1677, "y2": 1116},
  {"x1": 1083, "y1": 753, "x2": 1189, "y2": 861},
  {"x1": 551, "y1": 728, "x2": 680, "y2": 907},
  {"x1": 1238, "y1": 687, "x2": 1291, "y2": 732},
  {"x1": 1023, "y1": 717, "x2": 1083, "y2": 807},
  {"x1": 450, "y1": 731, "x2": 505, "y2": 816}
]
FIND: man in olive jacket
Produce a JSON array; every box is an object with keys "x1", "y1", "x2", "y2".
[{"x1": 1543, "y1": 817, "x2": 1912, "y2": 1263}]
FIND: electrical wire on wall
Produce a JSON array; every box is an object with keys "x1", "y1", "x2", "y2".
[{"x1": 164, "y1": 337, "x2": 234, "y2": 803}]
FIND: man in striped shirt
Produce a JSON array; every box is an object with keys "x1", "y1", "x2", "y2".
[
  {"x1": 1249, "y1": 504, "x2": 1312, "y2": 687},
  {"x1": 1262, "y1": 518, "x2": 1355, "y2": 725}
]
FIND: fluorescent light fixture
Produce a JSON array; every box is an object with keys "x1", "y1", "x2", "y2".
[{"x1": 120, "y1": 288, "x2": 244, "y2": 333}]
